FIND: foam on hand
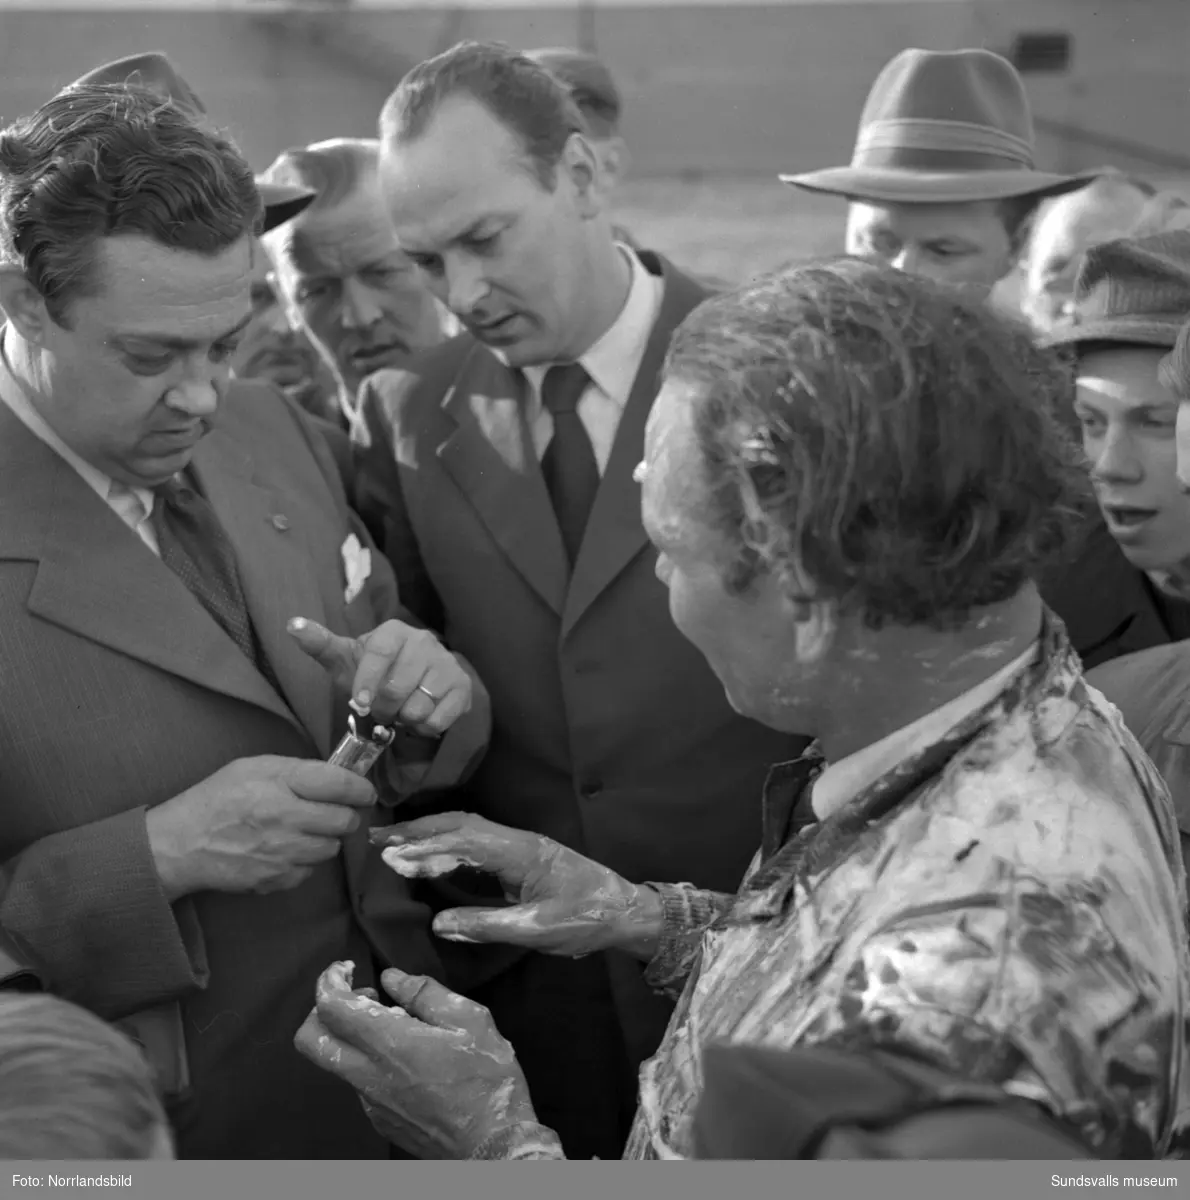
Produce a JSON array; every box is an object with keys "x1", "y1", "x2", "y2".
[{"x1": 381, "y1": 844, "x2": 478, "y2": 879}]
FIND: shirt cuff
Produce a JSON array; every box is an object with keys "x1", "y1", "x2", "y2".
[
  {"x1": 471, "y1": 1122, "x2": 567, "y2": 1161},
  {"x1": 642, "y1": 882, "x2": 734, "y2": 996}
]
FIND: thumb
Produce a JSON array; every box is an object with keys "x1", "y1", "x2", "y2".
[
  {"x1": 379, "y1": 968, "x2": 478, "y2": 1029},
  {"x1": 288, "y1": 618, "x2": 359, "y2": 681}
]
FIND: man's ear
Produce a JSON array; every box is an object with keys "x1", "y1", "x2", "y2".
[
  {"x1": 0, "y1": 267, "x2": 53, "y2": 345},
  {"x1": 560, "y1": 133, "x2": 604, "y2": 219},
  {"x1": 599, "y1": 137, "x2": 631, "y2": 190},
  {"x1": 790, "y1": 595, "x2": 839, "y2": 666}
]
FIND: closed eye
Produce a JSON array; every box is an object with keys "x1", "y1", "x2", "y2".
[{"x1": 409, "y1": 253, "x2": 443, "y2": 275}]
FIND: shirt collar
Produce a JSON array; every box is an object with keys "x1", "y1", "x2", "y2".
[
  {"x1": 0, "y1": 325, "x2": 155, "y2": 515},
  {"x1": 809, "y1": 641, "x2": 1040, "y2": 822},
  {"x1": 744, "y1": 614, "x2": 1075, "y2": 910},
  {"x1": 523, "y1": 245, "x2": 660, "y2": 406}
]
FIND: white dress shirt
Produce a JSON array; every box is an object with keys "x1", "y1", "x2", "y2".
[
  {"x1": 0, "y1": 328, "x2": 160, "y2": 554},
  {"x1": 810, "y1": 641, "x2": 1039, "y2": 821},
  {"x1": 520, "y1": 247, "x2": 665, "y2": 474}
]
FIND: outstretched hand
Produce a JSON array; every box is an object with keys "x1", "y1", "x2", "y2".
[{"x1": 370, "y1": 812, "x2": 661, "y2": 959}]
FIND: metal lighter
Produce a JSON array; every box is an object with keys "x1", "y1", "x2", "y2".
[{"x1": 327, "y1": 699, "x2": 397, "y2": 776}]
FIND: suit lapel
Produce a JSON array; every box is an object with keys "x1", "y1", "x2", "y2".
[
  {"x1": 562, "y1": 256, "x2": 710, "y2": 638},
  {"x1": 437, "y1": 344, "x2": 570, "y2": 615},
  {"x1": 2, "y1": 412, "x2": 300, "y2": 731},
  {"x1": 190, "y1": 428, "x2": 335, "y2": 755}
]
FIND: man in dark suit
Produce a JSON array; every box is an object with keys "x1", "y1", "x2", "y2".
[
  {"x1": 352, "y1": 40, "x2": 806, "y2": 1159},
  {"x1": 0, "y1": 79, "x2": 488, "y2": 1157}
]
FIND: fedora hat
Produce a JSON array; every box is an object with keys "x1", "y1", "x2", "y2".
[
  {"x1": 1041, "y1": 229, "x2": 1190, "y2": 352},
  {"x1": 66, "y1": 52, "x2": 314, "y2": 233},
  {"x1": 781, "y1": 48, "x2": 1098, "y2": 205}
]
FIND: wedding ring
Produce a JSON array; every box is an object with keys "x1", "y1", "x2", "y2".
[{"x1": 415, "y1": 684, "x2": 440, "y2": 704}]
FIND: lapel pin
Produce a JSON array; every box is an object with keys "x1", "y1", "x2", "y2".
[{"x1": 271, "y1": 514, "x2": 291, "y2": 532}]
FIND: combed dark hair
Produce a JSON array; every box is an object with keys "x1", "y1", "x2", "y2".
[
  {"x1": 667, "y1": 257, "x2": 1089, "y2": 630},
  {"x1": 380, "y1": 40, "x2": 586, "y2": 188},
  {"x1": 0, "y1": 83, "x2": 262, "y2": 325},
  {"x1": 0, "y1": 993, "x2": 167, "y2": 1159}
]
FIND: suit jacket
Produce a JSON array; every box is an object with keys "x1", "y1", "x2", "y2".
[
  {"x1": 0, "y1": 380, "x2": 489, "y2": 1158},
  {"x1": 353, "y1": 251, "x2": 810, "y2": 1068},
  {"x1": 1041, "y1": 515, "x2": 1174, "y2": 670}
]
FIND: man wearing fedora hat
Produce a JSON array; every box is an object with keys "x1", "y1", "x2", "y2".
[
  {"x1": 1039, "y1": 229, "x2": 1190, "y2": 669},
  {"x1": 782, "y1": 49, "x2": 1097, "y2": 295}
]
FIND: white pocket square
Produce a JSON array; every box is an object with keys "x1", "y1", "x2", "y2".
[{"x1": 341, "y1": 534, "x2": 372, "y2": 604}]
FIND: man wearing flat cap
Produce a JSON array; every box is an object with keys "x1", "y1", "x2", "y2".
[
  {"x1": 1082, "y1": 281, "x2": 1190, "y2": 883},
  {"x1": 782, "y1": 48, "x2": 1097, "y2": 296},
  {"x1": 1038, "y1": 227, "x2": 1190, "y2": 673},
  {"x1": 0, "y1": 60, "x2": 490, "y2": 1157}
]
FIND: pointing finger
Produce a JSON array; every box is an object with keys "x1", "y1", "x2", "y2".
[{"x1": 288, "y1": 618, "x2": 359, "y2": 684}]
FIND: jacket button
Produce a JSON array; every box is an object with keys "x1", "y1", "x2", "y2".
[{"x1": 579, "y1": 780, "x2": 603, "y2": 799}]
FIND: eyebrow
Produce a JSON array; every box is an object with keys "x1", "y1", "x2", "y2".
[
  {"x1": 405, "y1": 215, "x2": 508, "y2": 255},
  {"x1": 112, "y1": 313, "x2": 254, "y2": 351},
  {"x1": 1074, "y1": 397, "x2": 1175, "y2": 419}
]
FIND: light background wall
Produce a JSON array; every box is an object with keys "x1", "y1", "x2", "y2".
[{"x1": 0, "y1": 0, "x2": 1184, "y2": 178}]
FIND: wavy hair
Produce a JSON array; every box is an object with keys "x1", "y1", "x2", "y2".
[
  {"x1": 667, "y1": 258, "x2": 1090, "y2": 630},
  {"x1": 0, "y1": 83, "x2": 261, "y2": 324}
]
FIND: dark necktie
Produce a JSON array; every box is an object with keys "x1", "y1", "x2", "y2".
[
  {"x1": 151, "y1": 475, "x2": 280, "y2": 689},
  {"x1": 540, "y1": 362, "x2": 599, "y2": 564}
]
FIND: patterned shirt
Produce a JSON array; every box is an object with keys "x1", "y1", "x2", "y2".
[{"x1": 478, "y1": 613, "x2": 1190, "y2": 1161}]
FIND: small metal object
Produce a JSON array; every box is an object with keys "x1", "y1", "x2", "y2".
[
  {"x1": 327, "y1": 699, "x2": 396, "y2": 776},
  {"x1": 415, "y1": 683, "x2": 440, "y2": 704}
]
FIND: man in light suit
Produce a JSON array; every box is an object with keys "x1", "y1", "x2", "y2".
[
  {"x1": 0, "y1": 79, "x2": 488, "y2": 1157},
  {"x1": 352, "y1": 40, "x2": 807, "y2": 1159}
]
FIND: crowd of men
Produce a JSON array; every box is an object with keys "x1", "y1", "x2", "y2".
[{"x1": 1, "y1": 36, "x2": 1189, "y2": 1164}]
